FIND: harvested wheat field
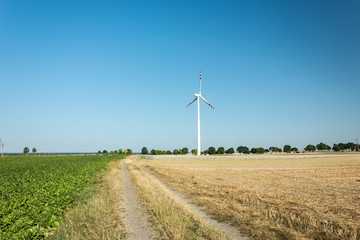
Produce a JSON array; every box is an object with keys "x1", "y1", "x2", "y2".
[{"x1": 138, "y1": 154, "x2": 360, "y2": 240}]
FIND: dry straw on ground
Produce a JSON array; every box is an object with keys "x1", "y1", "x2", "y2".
[{"x1": 141, "y1": 154, "x2": 360, "y2": 240}]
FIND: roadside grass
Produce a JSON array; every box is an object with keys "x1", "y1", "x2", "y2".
[
  {"x1": 143, "y1": 156, "x2": 360, "y2": 240},
  {"x1": 52, "y1": 158, "x2": 127, "y2": 240},
  {"x1": 126, "y1": 160, "x2": 229, "y2": 240}
]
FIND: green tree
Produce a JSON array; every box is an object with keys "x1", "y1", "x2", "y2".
[
  {"x1": 98, "y1": 150, "x2": 101, "y2": 154},
  {"x1": 283, "y1": 145, "x2": 291, "y2": 153},
  {"x1": 338, "y1": 143, "x2": 346, "y2": 151},
  {"x1": 110, "y1": 151, "x2": 114, "y2": 155},
  {"x1": 333, "y1": 144, "x2": 340, "y2": 152},
  {"x1": 118, "y1": 149, "x2": 123, "y2": 154},
  {"x1": 102, "y1": 150, "x2": 108, "y2": 154},
  {"x1": 191, "y1": 149, "x2": 197, "y2": 155},
  {"x1": 216, "y1": 147, "x2": 225, "y2": 154},
  {"x1": 173, "y1": 149, "x2": 179, "y2": 155},
  {"x1": 23, "y1": 147, "x2": 29, "y2": 155},
  {"x1": 345, "y1": 142, "x2": 355, "y2": 151},
  {"x1": 269, "y1": 147, "x2": 282, "y2": 153},
  {"x1": 237, "y1": 146, "x2": 250, "y2": 154},
  {"x1": 304, "y1": 145, "x2": 315, "y2": 152},
  {"x1": 316, "y1": 142, "x2": 329, "y2": 151},
  {"x1": 123, "y1": 149, "x2": 128, "y2": 155},
  {"x1": 142, "y1": 147, "x2": 148, "y2": 154},
  {"x1": 316, "y1": 143, "x2": 323, "y2": 151},
  {"x1": 114, "y1": 150, "x2": 119, "y2": 154},
  {"x1": 32, "y1": 148, "x2": 37, "y2": 154},
  {"x1": 257, "y1": 147, "x2": 265, "y2": 154},
  {"x1": 291, "y1": 147, "x2": 298, "y2": 152},
  {"x1": 208, "y1": 147, "x2": 216, "y2": 155},
  {"x1": 151, "y1": 149, "x2": 156, "y2": 155},
  {"x1": 181, "y1": 147, "x2": 189, "y2": 155},
  {"x1": 227, "y1": 147, "x2": 234, "y2": 154},
  {"x1": 127, "y1": 149, "x2": 132, "y2": 154},
  {"x1": 251, "y1": 147, "x2": 265, "y2": 154},
  {"x1": 166, "y1": 150, "x2": 172, "y2": 155}
]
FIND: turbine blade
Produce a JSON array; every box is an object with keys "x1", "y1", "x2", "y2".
[
  {"x1": 186, "y1": 97, "x2": 198, "y2": 108},
  {"x1": 200, "y1": 95, "x2": 214, "y2": 109},
  {"x1": 199, "y1": 71, "x2": 202, "y2": 94}
]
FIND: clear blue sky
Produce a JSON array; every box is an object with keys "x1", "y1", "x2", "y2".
[{"x1": 1, "y1": 0, "x2": 359, "y2": 153}]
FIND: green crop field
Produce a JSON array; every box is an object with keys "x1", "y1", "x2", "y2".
[{"x1": 0, "y1": 155, "x2": 124, "y2": 239}]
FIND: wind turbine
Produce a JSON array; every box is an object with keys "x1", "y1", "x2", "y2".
[{"x1": 186, "y1": 71, "x2": 214, "y2": 156}]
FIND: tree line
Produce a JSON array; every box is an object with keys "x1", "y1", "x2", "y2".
[
  {"x1": 143, "y1": 147, "x2": 191, "y2": 155},
  {"x1": 141, "y1": 141, "x2": 359, "y2": 155},
  {"x1": 97, "y1": 148, "x2": 132, "y2": 155},
  {"x1": 304, "y1": 142, "x2": 359, "y2": 152},
  {"x1": 22, "y1": 141, "x2": 358, "y2": 156}
]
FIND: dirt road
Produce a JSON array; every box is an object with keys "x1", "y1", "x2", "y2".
[
  {"x1": 120, "y1": 156, "x2": 247, "y2": 240},
  {"x1": 121, "y1": 160, "x2": 155, "y2": 239}
]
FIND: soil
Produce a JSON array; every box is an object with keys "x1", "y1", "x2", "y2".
[{"x1": 121, "y1": 160, "x2": 155, "y2": 240}]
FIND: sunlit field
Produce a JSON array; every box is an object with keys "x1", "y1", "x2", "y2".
[{"x1": 140, "y1": 154, "x2": 360, "y2": 240}]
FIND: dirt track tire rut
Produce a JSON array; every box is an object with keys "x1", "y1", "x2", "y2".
[{"x1": 121, "y1": 160, "x2": 155, "y2": 240}]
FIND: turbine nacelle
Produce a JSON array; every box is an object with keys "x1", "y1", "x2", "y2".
[{"x1": 194, "y1": 93, "x2": 200, "y2": 97}]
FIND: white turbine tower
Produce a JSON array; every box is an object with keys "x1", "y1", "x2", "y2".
[{"x1": 186, "y1": 71, "x2": 214, "y2": 156}]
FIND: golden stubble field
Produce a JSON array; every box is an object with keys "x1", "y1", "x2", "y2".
[{"x1": 139, "y1": 154, "x2": 360, "y2": 240}]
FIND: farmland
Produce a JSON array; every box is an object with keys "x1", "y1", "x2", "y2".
[
  {"x1": 2, "y1": 153, "x2": 359, "y2": 239},
  {"x1": 0, "y1": 155, "x2": 124, "y2": 239},
  {"x1": 139, "y1": 154, "x2": 360, "y2": 240}
]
